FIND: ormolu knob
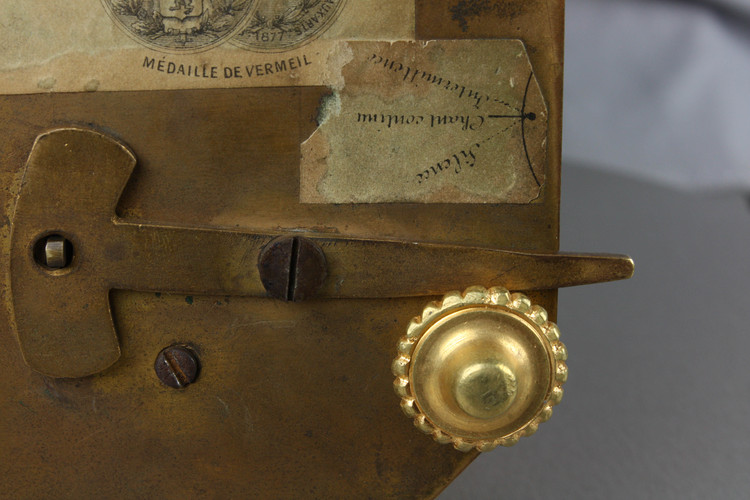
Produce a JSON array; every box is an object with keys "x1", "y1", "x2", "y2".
[{"x1": 392, "y1": 286, "x2": 567, "y2": 452}]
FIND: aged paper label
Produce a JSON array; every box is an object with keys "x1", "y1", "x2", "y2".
[
  {"x1": 0, "y1": 0, "x2": 414, "y2": 94},
  {"x1": 0, "y1": 5, "x2": 547, "y2": 205},
  {"x1": 300, "y1": 40, "x2": 547, "y2": 204}
]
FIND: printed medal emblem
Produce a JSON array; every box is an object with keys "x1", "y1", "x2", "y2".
[
  {"x1": 232, "y1": 0, "x2": 347, "y2": 52},
  {"x1": 102, "y1": 0, "x2": 256, "y2": 53}
]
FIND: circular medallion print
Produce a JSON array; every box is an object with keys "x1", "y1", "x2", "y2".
[
  {"x1": 232, "y1": 0, "x2": 347, "y2": 52},
  {"x1": 103, "y1": 0, "x2": 257, "y2": 53}
]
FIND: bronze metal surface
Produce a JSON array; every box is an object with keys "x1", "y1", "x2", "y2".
[
  {"x1": 9, "y1": 127, "x2": 630, "y2": 379},
  {"x1": 0, "y1": 1, "x2": 603, "y2": 498}
]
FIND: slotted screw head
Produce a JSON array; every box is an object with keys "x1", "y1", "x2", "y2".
[
  {"x1": 154, "y1": 345, "x2": 200, "y2": 389},
  {"x1": 257, "y1": 236, "x2": 327, "y2": 301}
]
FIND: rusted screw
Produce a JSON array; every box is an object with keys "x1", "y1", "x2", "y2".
[
  {"x1": 154, "y1": 345, "x2": 200, "y2": 389},
  {"x1": 257, "y1": 236, "x2": 327, "y2": 301}
]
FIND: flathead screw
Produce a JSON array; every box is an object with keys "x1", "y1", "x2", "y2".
[
  {"x1": 154, "y1": 345, "x2": 200, "y2": 389},
  {"x1": 257, "y1": 236, "x2": 327, "y2": 301}
]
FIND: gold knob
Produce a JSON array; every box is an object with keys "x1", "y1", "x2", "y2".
[{"x1": 392, "y1": 286, "x2": 567, "y2": 452}]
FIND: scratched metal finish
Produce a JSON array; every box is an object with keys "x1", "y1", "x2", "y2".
[{"x1": 0, "y1": 1, "x2": 564, "y2": 497}]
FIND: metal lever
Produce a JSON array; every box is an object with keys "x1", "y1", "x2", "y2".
[{"x1": 10, "y1": 128, "x2": 633, "y2": 378}]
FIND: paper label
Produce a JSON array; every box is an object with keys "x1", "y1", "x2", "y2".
[
  {"x1": 0, "y1": 4, "x2": 548, "y2": 205},
  {"x1": 300, "y1": 40, "x2": 547, "y2": 204},
  {"x1": 0, "y1": 0, "x2": 414, "y2": 94}
]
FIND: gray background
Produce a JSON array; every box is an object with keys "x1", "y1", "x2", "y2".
[
  {"x1": 441, "y1": 163, "x2": 750, "y2": 499},
  {"x1": 441, "y1": 0, "x2": 750, "y2": 497}
]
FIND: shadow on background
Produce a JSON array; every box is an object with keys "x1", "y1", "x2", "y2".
[{"x1": 440, "y1": 163, "x2": 750, "y2": 499}]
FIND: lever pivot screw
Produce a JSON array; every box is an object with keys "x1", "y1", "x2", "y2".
[{"x1": 258, "y1": 236, "x2": 327, "y2": 301}]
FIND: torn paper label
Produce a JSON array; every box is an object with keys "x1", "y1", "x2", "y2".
[
  {"x1": 300, "y1": 40, "x2": 548, "y2": 204},
  {"x1": 0, "y1": 0, "x2": 414, "y2": 94}
]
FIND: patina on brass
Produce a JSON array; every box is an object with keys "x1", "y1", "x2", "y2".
[
  {"x1": 393, "y1": 286, "x2": 567, "y2": 452},
  {"x1": 9, "y1": 128, "x2": 631, "y2": 379},
  {"x1": 0, "y1": 2, "x2": 629, "y2": 498}
]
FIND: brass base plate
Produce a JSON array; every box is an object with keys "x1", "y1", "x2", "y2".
[{"x1": 0, "y1": 1, "x2": 564, "y2": 497}]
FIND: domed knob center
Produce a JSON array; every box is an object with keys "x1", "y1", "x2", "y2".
[
  {"x1": 393, "y1": 287, "x2": 568, "y2": 452},
  {"x1": 454, "y1": 360, "x2": 518, "y2": 419}
]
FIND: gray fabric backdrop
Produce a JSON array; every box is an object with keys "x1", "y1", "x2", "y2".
[
  {"x1": 441, "y1": 163, "x2": 750, "y2": 499},
  {"x1": 440, "y1": 1, "x2": 750, "y2": 497},
  {"x1": 563, "y1": 0, "x2": 750, "y2": 190}
]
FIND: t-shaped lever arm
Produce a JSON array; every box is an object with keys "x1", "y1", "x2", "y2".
[{"x1": 9, "y1": 129, "x2": 633, "y2": 378}]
